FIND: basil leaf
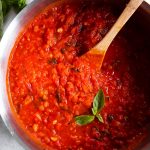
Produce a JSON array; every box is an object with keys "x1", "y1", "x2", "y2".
[
  {"x1": 14, "y1": 0, "x2": 26, "y2": 11},
  {"x1": 1, "y1": 0, "x2": 11, "y2": 18},
  {"x1": 75, "y1": 89, "x2": 105, "y2": 126},
  {"x1": 5, "y1": 0, "x2": 26, "y2": 7},
  {"x1": 5, "y1": 0, "x2": 15, "y2": 6},
  {"x1": 96, "y1": 114, "x2": 104, "y2": 123},
  {"x1": 6, "y1": 0, "x2": 26, "y2": 11},
  {"x1": 92, "y1": 89, "x2": 105, "y2": 115},
  {"x1": 75, "y1": 115, "x2": 95, "y2": 125},
  {"x1": 18, "y1": 0, "x2": 26, "y2": 9}
]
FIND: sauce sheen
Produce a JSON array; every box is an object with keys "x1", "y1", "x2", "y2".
[{"x1": 8, "y1": 1, "x2": 150, "y2": 150}]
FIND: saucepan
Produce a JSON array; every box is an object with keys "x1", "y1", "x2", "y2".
[{"x1": 0, "y1": 0, "x2": 150, "y2": 149}]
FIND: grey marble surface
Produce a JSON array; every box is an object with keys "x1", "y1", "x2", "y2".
[{"x1": 0, "y1": 118, "x2": 24, "y2": 150}]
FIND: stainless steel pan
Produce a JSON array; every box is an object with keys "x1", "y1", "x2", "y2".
[{"x1": 0, "y1": 0, "x2": 149, "y2": 149}]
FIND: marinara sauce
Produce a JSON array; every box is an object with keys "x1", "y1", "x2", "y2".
[{"x1": 8, "y1": 1, "x2": 150, "y2": 150}]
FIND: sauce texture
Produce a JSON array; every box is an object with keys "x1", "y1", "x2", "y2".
[{"x1": 8, "y1": 1, "x2": 150, "y2": 150}]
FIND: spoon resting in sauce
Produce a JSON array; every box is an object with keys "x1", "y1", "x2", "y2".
[{"x1": 81, "y1": 0, "x2": 144, "y2": 69}]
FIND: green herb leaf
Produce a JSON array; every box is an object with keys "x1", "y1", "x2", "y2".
[
  {"x1": 17, "y1": 0, "x2": 26, "y2": 9},
  {"x1": 96, "y1": 114, "x2": 104, "y2": 123},
  {"x1": 71, "y1": 67, "x2": 80, "y2": 72},
  {"x1": 48, "y1": 58, "x2": 57, "y2": 65},
  {"x1": 92, "y1": 89, "x2": 105, "y2": 115},
  {"x1": 55, "y1": 90, "x2": 62, "y2": 103},
  {"x1": 2, "y1": 0, "x2": 11, "y2": 17},
  {"x1": 0, "y1": 0, "x2": 26, "y2": 38},
  {"x1": 4, "y1": 0, "x2": 15, "y2": 6},
  {"x1": 75, "y1": 115, "x2": 95, "y2": 125},
  {"x1": 5, "y1": 0, "x2": 26, "y2": 9},
  {"x1": 74, "y1": 89, "x2": 105, "y2": 126},
  {"x1": 0, "y1": 0, "x2": 3, "y2": 38},
  {"x1": 13, "y1": 0, "x2": 26, "y2": 11}
]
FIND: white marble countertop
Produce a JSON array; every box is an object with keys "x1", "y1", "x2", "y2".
[{"x1": 0, "y1": 118, "x2": 24, "y2": 150}]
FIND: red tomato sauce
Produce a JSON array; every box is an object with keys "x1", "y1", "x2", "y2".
[{"x1": 8, "y1": 1, "x2": 150, "y2": 150}]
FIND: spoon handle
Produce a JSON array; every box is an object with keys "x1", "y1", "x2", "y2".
[{"x1": 94, "y1": 0, "x2": 144, "y2": 53}]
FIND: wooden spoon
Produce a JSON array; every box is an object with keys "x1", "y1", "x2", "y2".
[{"x1": 81, "y1": 0, "x2": 144, "y2": 69}]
